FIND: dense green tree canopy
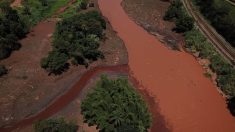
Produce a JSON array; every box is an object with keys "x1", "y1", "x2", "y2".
[
  {"x1": 195, "y1": 0, "x2": 235, "y2": 47},
  {"x1": 41, "y1": 11, "x2": 105, "y2": 74},
  {"x1": 81, "y1": 75, "x2": 152, "y2": 132},
  {"x1": 0, "y1": 2, "x2": 28, "y2": 60}
]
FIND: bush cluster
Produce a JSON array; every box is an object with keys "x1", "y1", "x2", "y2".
[
  {"x1": 81, "y1": 75, "x2": 152, "y2": 132},
  {"x1": 195, "y1": 0, "x2": 235, "y2": 47},
  {"x1": 41, "y1": 11, "x2": 106, "y2": 74},
  {"x1": 0, "y1": 2, "x2": 28, "y2": 60},
  {"x1": 164, "y1": 0, "x2": 194, "y2": 32},
  {"x1": 34, "y1": 118, "x2": 78, "y2": 132}
]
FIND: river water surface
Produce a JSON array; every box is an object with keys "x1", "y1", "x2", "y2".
[{"x1": 98, "y1": 0, "x2": 235, "y2": 131}]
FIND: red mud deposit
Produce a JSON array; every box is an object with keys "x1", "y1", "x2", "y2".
[
  {"x1": 98, "y1": 0, "x2": 235, "y2": 132},
  {"x1": 0, "y1": 65, "x2": 128, "y2": 132}
]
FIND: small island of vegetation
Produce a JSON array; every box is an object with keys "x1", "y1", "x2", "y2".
[{"x1": 81, "y1": 75, "x2": 152, "y2": 132}]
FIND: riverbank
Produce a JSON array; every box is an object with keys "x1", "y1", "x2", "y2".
[
  {"x1": 0, "y1": 0, "x2": 128, "y2": 128},
  {"x1": 98, "y1": 0, "x2": 235, "y2": 131}
]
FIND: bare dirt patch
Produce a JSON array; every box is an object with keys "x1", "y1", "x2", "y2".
[
  {"x1": 122, "y1": 0, "x2": 183, "y2": 50},
  {"x1": 0, "y1": 1, "x2": 127, "y2": 128}
]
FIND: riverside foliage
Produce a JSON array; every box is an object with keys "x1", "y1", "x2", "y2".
[
  {"x1": 41, "y1": 11, "x2": 106, "y2": 74},
  {"x1": 164, "y1": 0, "x2": 235, "y2": 116},
  {"x1": 81, "y1": 75, "x2": 152, "y2": 132}
]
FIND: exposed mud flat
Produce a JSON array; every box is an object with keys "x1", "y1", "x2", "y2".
[
  {"x1": 98, "y1": 0, "x2": 235, "y2": 131},
  {"x1": 122, "y1": 0, "x2": 183, "y2": 50}
]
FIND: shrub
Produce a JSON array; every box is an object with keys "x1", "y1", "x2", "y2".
[
  {"x1": 164, "y1": 0, "x2": 183, "y2": 20},
  {"x1": 34, "y1": 118, "x2": 78, "y2": 132},
  {"x1": 80, "y1": 0, "x2": 88, "y2": 10},
  {"x1": 175, "y1": 14, "x2": 194, "y2": 32},
  {"x1": 0, "y1": 65, "x2": 7, "y2": 77},
  {"x1": 164, "y1": 0, "x2": 194, "y2": 33},
  {"x1": 81, "y1": 75, "x2": 152, "y2": 132},
  {"x1": 41, "y1": 51, "x2": 69, "y2": 74}
]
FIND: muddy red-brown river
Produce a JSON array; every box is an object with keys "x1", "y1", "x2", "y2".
[{"x1": 98, "y1": 0, "x2": 235, "y2": 131}]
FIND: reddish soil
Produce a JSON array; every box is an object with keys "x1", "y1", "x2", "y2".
[
  {"x1": 0, "y1": 2, "x2": 127, "y2": 129},
  {"x1": 98, "y1": 0, "x2": 235, "y2": 131},
  {"x1": 122, "y1": 0, "x2": 183, "y2": 50}
]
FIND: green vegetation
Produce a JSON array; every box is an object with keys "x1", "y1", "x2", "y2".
[
  {"x1": 164, "y1": 0, "x2": 235, "y2": 116},
  {"x1": 80, "y1": 0, "x2": 88, "y2": 10},
  {"x1": 228, "y1": 97, "x2": 235, "y2": 116},
  {"x1": 185, "y1": 29, "x2": 235, "y2": 115},
  {"x1": 195, "y1": 0, "x2": 235, "y2": 47},
  {"x1": 81, "y1": 75, "x2": 152, "y2": 132},
  {"x1": 34, "y1": 118, "x2": 78, "y2": 132},
  {"x1": 0, "y1": 65, "x2": 7, "y2": 77},
  {"x1": 41, "y1": 51, "x2": 69, "y2": 74},
  {"x1": 41, "y1": 11, "x2": 106, "y2": 74},
  {"x1": 0, "y1": 2, "x2": 28, "y2": 60},
  {"x1": 164, "y1": 0, "x2": 194, "y2": 32},
  {"x1": 59, "y1": 0, "x2": 82, "y2": 19},
  {"x1": 184, "y1": 29, "x2": 235, "y2": 97},
  {"x1": 17, "y1": 0, "x2": 70, "y2": 26}
]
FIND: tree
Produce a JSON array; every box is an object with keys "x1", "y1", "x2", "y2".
[
  {"x1": 164, "y1": 0, "x2": 183, "y2": 20},
  {"x1": 175, "y1": 15, "x2": 194, "y2": 32},
  {"x1": 80, "y1": 0, "x2": 88, "y2": 10},
  {"x1": 81, "y1": 75, "x2": 152, "y2": 132},
  {"x1": 41, "y1": 51, "x2": 69, "y2": 74},
  {"x1": 34, "y1": 118, "x2": 78, "y2": 132},
  {"x1": 0, "y1": 2, "x2": 28, "y2": 60},
  {"x1": 0, "y1": 65, "x2": 7, "y2": 77},
  {"x1": 228, "y1": 97, "x2": 235, "y2": 116}
]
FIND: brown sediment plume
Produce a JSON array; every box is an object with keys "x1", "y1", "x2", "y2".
[
  {"x1": 0, "y1": 65, "x2": 129, "y2": 132},
  {"x1": 98, "y1": 0, "x2": 235, "y2": 131}
]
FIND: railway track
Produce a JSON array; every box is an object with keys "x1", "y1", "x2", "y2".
[{"x1": 182, "y1": 0, "x2": 235, "y2": 65}]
